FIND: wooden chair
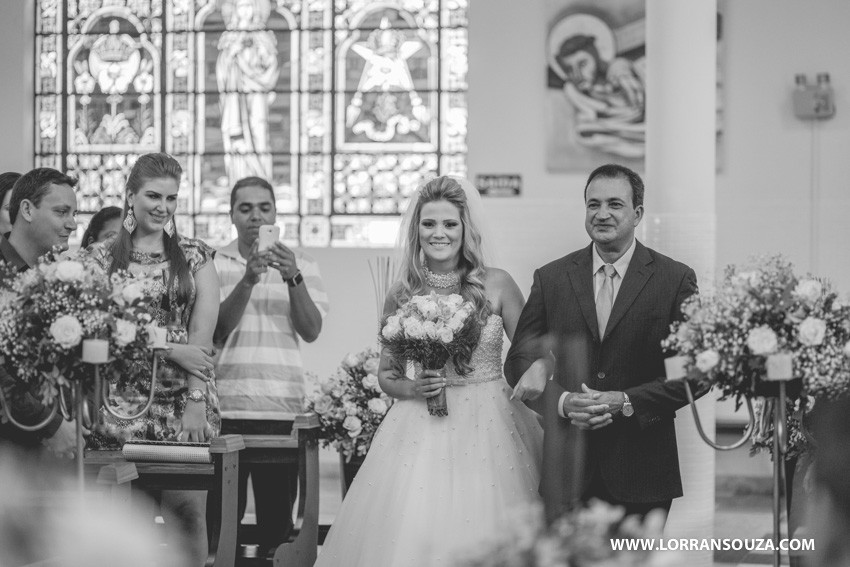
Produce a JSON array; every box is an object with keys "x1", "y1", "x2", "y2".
[
  {"x1": 238, "y1": 413, "x2": 320, "y2": 567},
  {"x1": 85, "y1": 434, "x2": 245, "y2": 567}
]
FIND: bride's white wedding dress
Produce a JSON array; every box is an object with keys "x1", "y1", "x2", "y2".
[{"x1": 315, "y1": 314, "x2": 543, "y2": 567}]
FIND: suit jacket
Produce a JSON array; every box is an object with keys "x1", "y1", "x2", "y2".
[{"x1": 505, "y1": 240, "x2": 698, "y2": 519}]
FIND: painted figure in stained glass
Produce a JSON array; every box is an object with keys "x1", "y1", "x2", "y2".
[
  {"x1": 345, "y1": 18, "x2": 430, "y2": 143},
  {"x1": 216, "y1": 0, "x2": 279, "y2": 183}
]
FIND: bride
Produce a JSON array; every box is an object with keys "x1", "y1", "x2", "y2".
[{"x1": 314, "y1": 176, "x2": 545, "y2": 566}]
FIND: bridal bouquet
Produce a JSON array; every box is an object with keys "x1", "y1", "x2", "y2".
[
  {"x1": 457, "y1": 500, "x2": 680, "y2": 567},
  {"x1": 379, "y1": 292, "x2": 481, "y2": 416},
  {"x1": 303, "y1": 346, "x2": 394, "y2": 461},
  {"x1": 661, "y1": 254, "x2": 850, "y2": 457},
  {"x1": 0, "y1": 250, "x2": 160, "y2": 413}
]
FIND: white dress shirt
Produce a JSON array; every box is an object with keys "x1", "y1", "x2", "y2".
[{"x1": 558, "y1": 238, "x2": 637, "y2": 418}]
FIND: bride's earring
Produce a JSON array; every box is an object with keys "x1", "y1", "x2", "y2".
[
  {"x1": 164, "y1": 218, "x2": 175, "y2": 237},
  {"x1": 123, "y1": 207, "x2": 137, "y2": 234}
]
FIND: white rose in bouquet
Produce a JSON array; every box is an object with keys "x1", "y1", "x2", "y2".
[
  {"x1": 114, "y1": 318, "x2": 137, "y2": 347},
  {"x1": 342, "y1": 352, "x2": 362, "y2": 369},
  {"x1": 419, "y1": 298, "x2": 439, "y2": 320},
  {"x1": 404, "y1": 320, "x2": 426, "y2": 339},
  {"x1": 695, "y1": 349, "x2": 720, "y2": 373},
  {"x1": 747, "y1": 326, "x2": 778, "y2": 355},
  {"x1": 793, "y1": 279, "x2": 823, "y2": 304},
  {"x1": 381, "y1": 322, "x2": 402, "y2": 339},
  {"x1": 343, "y1": 416, "x2": 363, "y2": 438},
  {"x1": 343, "y1": 401, "x2": 358, "y2": 416},
  {"x1": 362, "y1": 356, "x2": 380, "y2": 374},
  {"x1": 798, "y1": 317, "x2": 827, "y2": 346},
  {"x1": 446, "y1": 315, "x2": 464, "y2": 332},
  {"x1": 320, "y1": 379, "x2": 336, "y2": 394},
  {"x1": 50, "y1": 315, "x2": 83, "y2": 349},
  {"x1": 367, "y1": 398, "x2": 388, "y2": 415},
  {"x1": 121, "y1": 282, "x2": 145, "y2": 304},
  {"x1": 443, "y1": 294, "x2": 464, "y2": 309},
  {"x1": 422, "y1": 320, "x2": 438, "y2": 339},
  {"x1": 313, "y1": 395, "x2": 334, "y2": 415},
  {"x1": 362, "y1": 373, "x2": 380, "y2": 391},
  {"x1": 54, "y1": 260, "x2": 85, "y2": 282},
  {"x1": 437, "y1": 327, "x2": 454, "y2": 344}
]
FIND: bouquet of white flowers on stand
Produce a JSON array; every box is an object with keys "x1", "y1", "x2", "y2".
[{"x1": 379, "y1": 292, "x2": 481, "y2": 417}]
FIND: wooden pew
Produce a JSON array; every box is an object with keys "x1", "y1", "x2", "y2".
[
  {"x1": 238, "y1": 413, "x2": 320, "y2": 567},
  {"x1": 85, "y1": 434, "x2": 245, "y2": 567}
]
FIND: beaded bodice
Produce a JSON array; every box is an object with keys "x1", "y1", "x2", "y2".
[{"x1": 443, "y1": 314, "x2": 504, "y2": 385}]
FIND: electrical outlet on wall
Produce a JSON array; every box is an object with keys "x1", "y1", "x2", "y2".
[{"x1": 793, "y1": 73, "x2": 836, "y2": 119}]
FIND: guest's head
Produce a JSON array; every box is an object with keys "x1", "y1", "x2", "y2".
[
  {"x1": 807, "y1": 397, "x2": 850, "y2": 566},
  {"x1": 80, "y1": 206, "x2": 122, "y2": 248},
  {"x1": 109, "y1": 153, "x2": 191, "y2": 303},
  {"x1": 0, "y1": 172, "x2": 21, "y2": 235},
  {"x1": 8, "y1": 168, "x2": 78, "y2": 258},
  {"x1": 230, "y1": 176, "x2": 276, "y2": 246},
  {"x1": 584, "y1": 163, "x2": 644, "y2": 254}
]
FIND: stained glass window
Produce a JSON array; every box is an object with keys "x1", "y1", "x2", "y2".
[{"x1": 35, "y1": 0, "x2": 468, "y2": 247}]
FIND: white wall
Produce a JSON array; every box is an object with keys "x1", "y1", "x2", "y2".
[{"x1": 2, "y1": 1, "x2": 849, "y2": 382}]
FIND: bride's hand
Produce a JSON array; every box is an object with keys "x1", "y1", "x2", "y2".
[
  {"x1": 511, "y1": 358, "x2": 551, "y2": 401},
  {"x1": 410, "y1": 369, "x2": 446, "y2": 400}
]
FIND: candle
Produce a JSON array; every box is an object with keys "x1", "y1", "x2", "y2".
[
  {"x1": 765, "y1": 353, "x2": 794, "y2": 381},
  {"x1": 147, "y1": 325, "x2": 168, "y2": 350},
  {"x1": 82, "y1": 339, "x2": 109, "y2": 364},
  {"x1": 664, "y1": 356, "x2": 689, "y2": 381}
]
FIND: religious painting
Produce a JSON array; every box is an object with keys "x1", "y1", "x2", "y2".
[{"x1": 546, "y1": 0, "x2": 646, "y2": 172}]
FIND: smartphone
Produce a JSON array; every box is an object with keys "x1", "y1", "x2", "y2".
[{"x1": 257, "y1": 224, "x2": 281, "y2": 252}]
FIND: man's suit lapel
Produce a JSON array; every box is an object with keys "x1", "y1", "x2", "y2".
[
  {"x1": 566, "y1": 244, "x2": 600, "y2": 342},
  {"x1": 603, "y1": 240, "x2": 655, "y2": 340}
]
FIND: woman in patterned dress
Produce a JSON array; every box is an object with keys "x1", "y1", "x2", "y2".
[{"x1": 88, "y1": 153, "x2": 220, "y2": 566}]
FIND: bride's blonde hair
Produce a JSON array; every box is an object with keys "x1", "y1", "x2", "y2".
[{"x1": 395, "y1": 176, "x2": 491, "y2": 328}]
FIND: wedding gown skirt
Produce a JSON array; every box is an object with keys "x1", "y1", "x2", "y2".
[{"x1": 315, "y1": 315, "x2": 543, "y2": 567}]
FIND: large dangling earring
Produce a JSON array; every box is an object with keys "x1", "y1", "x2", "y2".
[
  {"x1": 164, "y1": 218, "x2": 175, "y2": 237},
  {"x1": 123, "y1": 207, "x2": 137, "y2": 234}
]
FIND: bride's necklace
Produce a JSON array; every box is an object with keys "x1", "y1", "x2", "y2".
[{"x1": 423, "y1": 265, "x2": 460, "y2": 289}]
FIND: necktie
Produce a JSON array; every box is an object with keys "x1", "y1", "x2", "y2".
[{"x1": 596, "y1": 264, "x2": 617, "y2": 338}]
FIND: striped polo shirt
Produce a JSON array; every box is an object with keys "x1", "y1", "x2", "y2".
[{"x1": 214, "y1": 239, "x2": 329, "y2": 420}]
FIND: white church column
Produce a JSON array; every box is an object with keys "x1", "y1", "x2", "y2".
[{"x1": 645, "y1": 1, "x2": 717, "y2": 565}]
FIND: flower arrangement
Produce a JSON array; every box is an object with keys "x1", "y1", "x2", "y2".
[
  {"x1": 457, "y1": 500, "x2": 679, "y2": 567},
  {"x1": 379, "y1": 291, "x2": 481, "y2": 416},
  {"x1": 0, "y1": 250, "x2": 160, "y2": 414},
  {"x1": 303, "y1": 346, "x2": 394, "y2": 461},
  {"x1": 661, "y1": 255, "x2": 850, "y2": 457}
]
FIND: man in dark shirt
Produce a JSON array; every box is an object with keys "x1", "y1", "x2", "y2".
[{"x1": 0, "y1": 168, "x2": 79, "y2": 452}]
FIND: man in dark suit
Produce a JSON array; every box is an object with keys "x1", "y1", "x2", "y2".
[{"x1": 505, "y1": 163, "x2": 698, "y2": 522}]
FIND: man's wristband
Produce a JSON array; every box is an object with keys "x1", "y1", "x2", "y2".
[{"x1": 285, "y1": 271, "x2": 303, "y2": 287}]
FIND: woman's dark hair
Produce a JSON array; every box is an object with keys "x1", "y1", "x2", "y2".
[
  {"x1": 0, "y1": 172, "x2": 21, "y2": 211},
  {"x1": 109, "y1": 153, "x2": 192, "y2": 307},
  {"x1": 80, "y1": 206, "x2": 122, "y2": 248}
]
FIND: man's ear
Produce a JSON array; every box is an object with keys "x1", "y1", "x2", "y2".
[
  {"x1": 19, "y1": 199, "x2": 34, "y2": 223},
  {"x1": 634, "y1": 204, "x2": 644, "y2": 226}
]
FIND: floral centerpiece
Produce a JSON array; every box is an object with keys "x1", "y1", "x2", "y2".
[
  {"x1": 379, "y1": 291, "x2": 480, "y2": 417},
  {"x1": 303, "y1": 346, "x2": 394, "y2": 462},
  {"x1": 457, "y1": 500, "x2": 680, "y2": 567},
  {"x1": 0, "y1": 250, "x2": 160, "y2": 422},
  {"x1": 661, "y1": 255, "x2": 850, "y2": 458}
]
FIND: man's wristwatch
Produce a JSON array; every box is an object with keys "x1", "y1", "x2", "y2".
[
  {"x1": 621, "y1": 392, "x2": 634, "y2": 417},
  {"x1": 285, "y1": 271, "x2": 303, "y2": 287},
  {"x1": 187, "y1": 388, "x2": 207, "y2": 403}
]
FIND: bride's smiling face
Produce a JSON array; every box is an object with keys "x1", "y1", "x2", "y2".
[{"x1": 419, "y1": 200, "x2": 463, "y2": 267}]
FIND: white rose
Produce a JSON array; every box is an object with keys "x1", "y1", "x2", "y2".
[
  {"x1": 404, "y1": 320, "x2": 425, "y2": 339},
  {"x1": 342, "y1": 416, "x2": 363, "y2": 438},
  {"x1": 381, "y1": 323, "x2": 402, "y2": 339},
  {"x1": 121, "y1": 282, "x2": 144, "y2": 303},
  {"x1": 320, "y1": 380, "x2": 335, "y2": 394},
  {"x1": 362, "y1": 373, "x2": 380, "y2": 391},
  {"x1": 419, "y1": 299, "x2": 439, "y2": 320},
  {"x1": 114, "y1": 318, "x2": 137, "y2": 347},
  {"x1": 367, "y1": 398, "x2": 388, "y2": 415},
  {"x1": 695, "y1": 349, "x2": 720, "y2": 373},
  {"x1": 437, "y1": 327, "x2": 454, "y2": 344},
  {"x1": 443, "y1": 294, "x2": 464, "y2": 309},
  {"x1": 362, "y1": 357, "x2": 380, "y2": 374},
  {"x1": 447, "y1": 316, "x2": 464, "y2": 332},
  {"x1": 386, "y1": 315, "x2": 400, "y2": 327},
  {"x1": 747, "y1": 326, "x2": 778, "y2": 355},
  {"x1": 343, "y1": 401, "x2": 358, "y2": 416},
  {"x1": 422, "y1": 320, "x2": 437, "y2": 339},
  {"x1": 798, "y1": 317, "x2": 827, "y2": 346},
  {"x1": 50, "y1": 315, "x2": 83, "y2": 349},
  {"x1": 313, "y1": 395, "x2": 334, "y2": 415},
  {"x1": 342, "y1": 352, "x2": 361, "y2": 369},
  {"x1": 54, "y1": 260, "x2": 85, "y2": 282},
  {"x1": 793, "y1": 279, "x2": 823, "y2": 304}
]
